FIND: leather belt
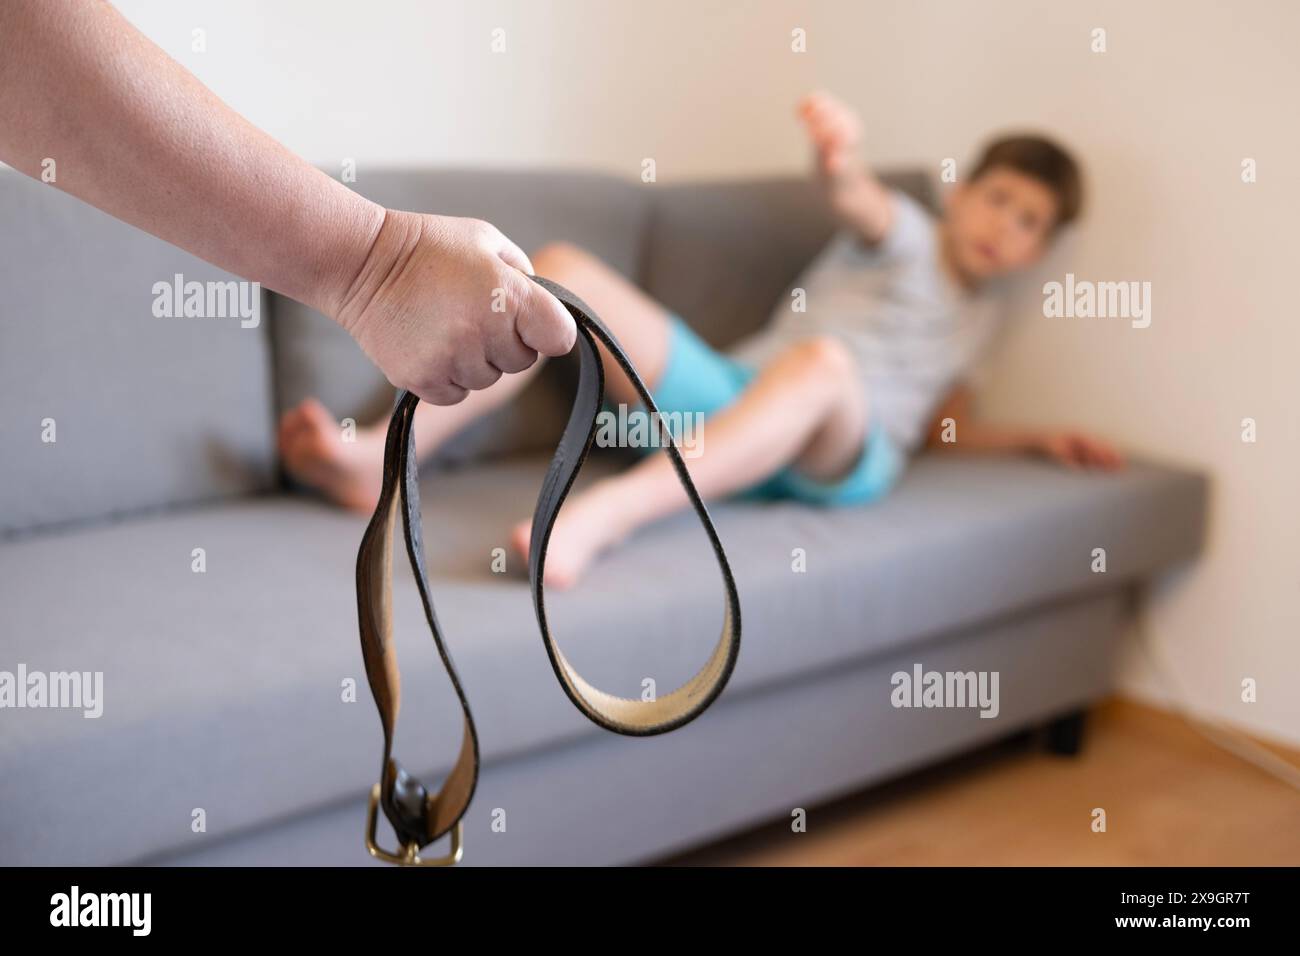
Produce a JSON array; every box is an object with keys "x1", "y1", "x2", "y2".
[{"x1": 354, "y1": 276, "x2": 742, "y2": 865}]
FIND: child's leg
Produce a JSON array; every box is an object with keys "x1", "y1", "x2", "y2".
[
  {"x1": 279, "y1": 241, "x2": 675, "y2": 511},
  {"x1": 513, "y1": 335, "x2": 869, "y2": 587}
]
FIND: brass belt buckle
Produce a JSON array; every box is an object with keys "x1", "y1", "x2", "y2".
[{"x1": 364, "y1": 783, "x2": 463, "y2": 866}]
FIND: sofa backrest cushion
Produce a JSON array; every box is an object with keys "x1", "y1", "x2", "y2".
[{"x1": 0, "y1": 172, "x2": 276, "y2": 537}]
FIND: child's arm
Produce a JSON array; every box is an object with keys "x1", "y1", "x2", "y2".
[
  {"x1": 922, "y1": 385, "x2": 1126, "y2": 470},
  {"x1": 797, "y1": 91, "x2": 895, "y2": 244}
]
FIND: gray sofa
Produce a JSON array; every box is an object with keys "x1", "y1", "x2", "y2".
[{"x1": 0, "y1": 166, "x2": 1207, "y2": 866}]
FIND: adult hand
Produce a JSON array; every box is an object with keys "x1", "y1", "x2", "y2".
[{"x1": 334, "y1": 210, "x2": 576, "y2": 405}]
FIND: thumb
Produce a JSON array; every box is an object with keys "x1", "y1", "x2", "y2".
[{"x1": 514, "y1": 274, "x2": 577, "y2": 357}]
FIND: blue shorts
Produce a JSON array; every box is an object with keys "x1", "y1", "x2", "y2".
[{"x1": 618, "y1": 315, "x2": 906, "y2": 507}]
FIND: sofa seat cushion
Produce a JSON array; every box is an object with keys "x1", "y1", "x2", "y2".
[{"x1": 0, "y1": 451, "x2": 1204, "y2": 864}]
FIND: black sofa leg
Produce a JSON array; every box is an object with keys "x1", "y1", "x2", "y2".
[{"x1": 1043, "y1": 708, "x2": 1088, "y2": 756}]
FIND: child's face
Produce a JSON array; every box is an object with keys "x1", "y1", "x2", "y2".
[{"x1": 943, "y1": 167, "x2": 1059, "y2": 281}]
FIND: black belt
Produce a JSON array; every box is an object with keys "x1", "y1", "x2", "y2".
[{"x1": 355, "y1": 276, "x2": 742, "y2": 865}]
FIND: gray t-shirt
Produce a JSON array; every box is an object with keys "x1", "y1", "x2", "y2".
[{"x1": 726, "y1": 189, "x2": 1007, "y2": 455}]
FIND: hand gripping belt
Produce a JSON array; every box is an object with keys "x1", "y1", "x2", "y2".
[{"x1": 354, "y1": 276, "x2": 742, "y2": 865}]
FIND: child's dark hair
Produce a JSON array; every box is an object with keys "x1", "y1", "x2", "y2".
[{"x1": 969, "y1": 134, "x2": 1084, "y2": 230}]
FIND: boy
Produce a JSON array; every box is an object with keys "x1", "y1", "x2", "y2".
[{"x1": 280, "y1": 90, "x2": 1124, "y2": 588}]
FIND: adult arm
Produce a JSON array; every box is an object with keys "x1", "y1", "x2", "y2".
[{"x1": 0, "y1": 0, "x2": 574, "y2": 404}]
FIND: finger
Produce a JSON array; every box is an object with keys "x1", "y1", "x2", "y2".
[
  {"x1": 414, "y1": 379, "x2": 470, "y2": 406},
  {"x1": 450, "y1": 350, "x2": 504, "y2": 391},
  {"x1": 1085, "y1": 440, "x2": 1112, "y2": 469},
  {"x1": 484, "y1": 321, "x2": 538, "y2": 374},
  {"x1": 811, "y1": 92, "x2": 837, "y2": 118},
  {"x1": 494, "y1": 233, "x2": 534, "y2": 276},
  {"x1": 514, "y1": 274, "x2": 577, "y2": 357},
  {"x1": 800, "y1": 90, "x2": 827, "y2": 116},
  {"x1": 1069, "y1": 438, "x2": 1094, "y2": 467},
  {"x1": 487, "y1": 234, "x2": 556, "y2": 368},
  {"x1": 1056, "y1": 445, "x2": 1082, "y2": 469},
  {"x1": 805, "y1": 101, "x2": 833, "y2": 130},
  {"x1": 1071, "y1": 438, "x2": 1096, "y2": 468},
  {"x1": 814, "y1": 113, "x2": 838, "y2": 141}
]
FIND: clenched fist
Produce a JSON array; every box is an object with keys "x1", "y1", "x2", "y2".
[{"x1": 333, "y1": 209, "x2": 576, "y2": 405}]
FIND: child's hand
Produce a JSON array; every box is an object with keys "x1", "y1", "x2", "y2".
[
  {"x1": 1030, "y1": 430, "x2": 1126, "y2": 471},
  {"x1": 798, "y1": 91, "x2": 864, "y2": 179}
]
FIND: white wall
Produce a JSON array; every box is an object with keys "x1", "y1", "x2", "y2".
[{"x1": 115, "y1": 0, "x2": 1300, "y2": 746}]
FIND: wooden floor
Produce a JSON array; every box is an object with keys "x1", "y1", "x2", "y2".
[{"x1": 660, "y1": 698, "x2": 1300, "y2": 866}]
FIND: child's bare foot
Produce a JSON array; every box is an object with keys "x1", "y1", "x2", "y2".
[
  {"x1": 278, "y1": 397, "x2": 385, "y2": 513},
  {"x1": 510, "y1": 479, "x2": 632, "y2": 589}
]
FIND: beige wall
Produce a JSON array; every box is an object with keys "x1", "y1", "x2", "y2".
[{"x1": 116, "y1": 0, "x2": 1299, "y2": 746}]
